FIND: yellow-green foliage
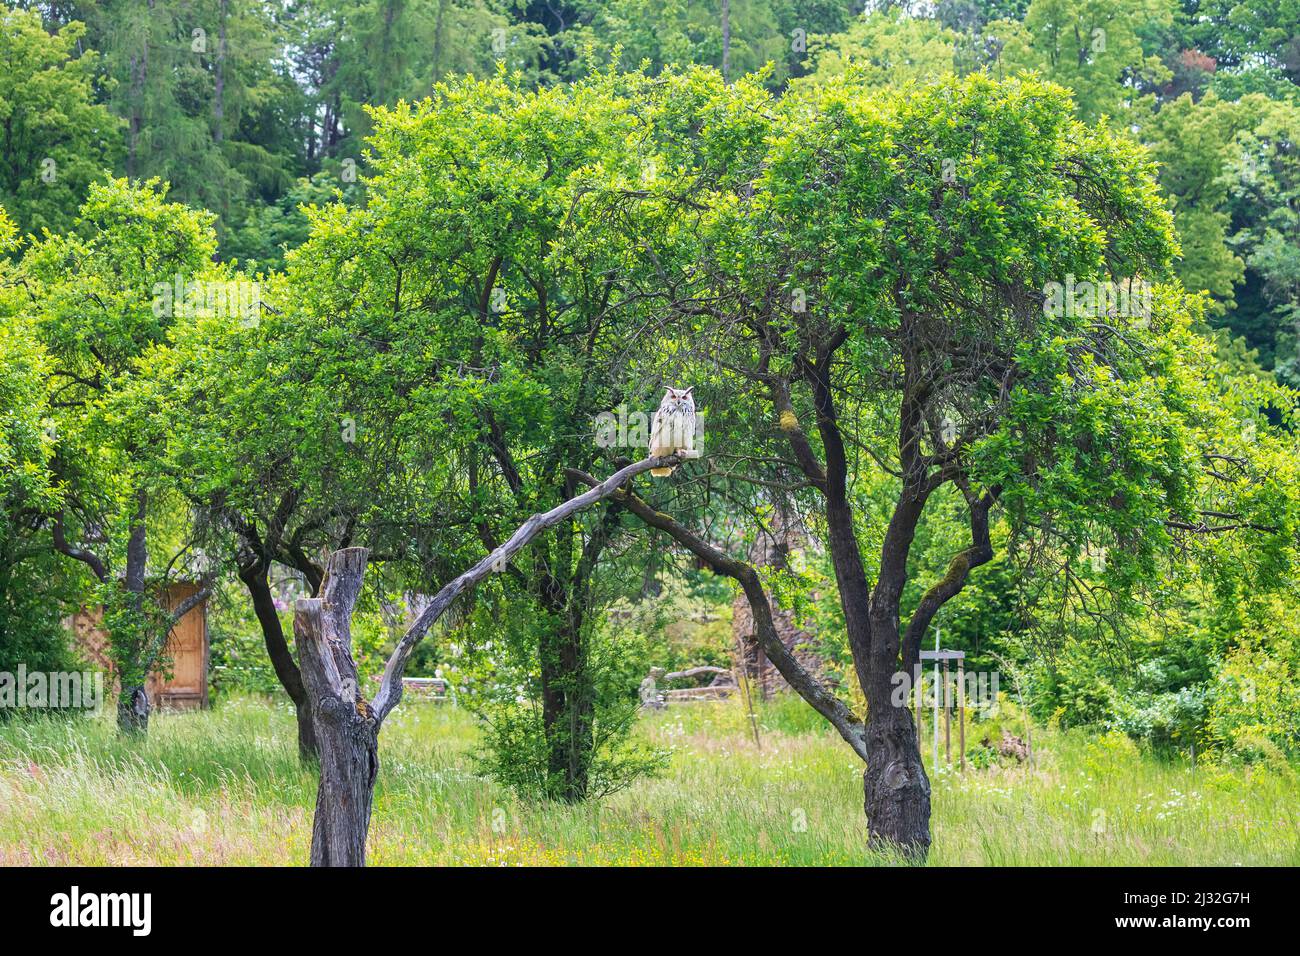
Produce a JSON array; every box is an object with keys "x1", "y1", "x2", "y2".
[{"x1": 1209, "y1": 641, "x2": 1300, "y2": 761}]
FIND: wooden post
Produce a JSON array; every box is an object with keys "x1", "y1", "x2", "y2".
[
  {"x1": 957, "y1": 657, "x2": 966, "y2": 772},
  {"x1": 943, "y1": 658, "x2": 951, "y2": 767},
  {"x1": 914, "y1": 663, "x2": 923, "y2": 759},
  {"x1": 1024, "y1": 698, "x2": 1034, "y2": 771}
]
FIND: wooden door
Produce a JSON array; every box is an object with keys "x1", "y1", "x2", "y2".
[{"x1": 146, "y1": 583, "x2": 209, "y2": 710}]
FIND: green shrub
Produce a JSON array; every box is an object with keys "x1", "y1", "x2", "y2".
[
  {"x1": 0, "y1": 551, "x2": 86, "y2": 719},
  {"x1": 1207, "y1": 640, "x2": 1300, "y2": 760},
  {"x1": 450, "y1": 592, "x2": 668, "y2": 802}
]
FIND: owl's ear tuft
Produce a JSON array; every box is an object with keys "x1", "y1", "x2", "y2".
[{"x1": 682, "y1": 387, "x2": 694, "y2": 396}]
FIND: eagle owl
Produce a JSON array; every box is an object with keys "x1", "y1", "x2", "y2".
[{"x1": 649, "y1": 386, "x2": 696, "y2": 476}]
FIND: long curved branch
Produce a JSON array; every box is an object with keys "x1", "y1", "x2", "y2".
[
  {"x1": 51, "y1": 512, "x2": 108, "y2": 582},
  {"x1": 900, "y1": 488, "x2": 999, "y2": 668},
  {"x1": 566, "y1": 468, "x2": 869, "y2": 762},
  {"x1": 369, "y1": 452, "x2": 691, "y2": 724}
]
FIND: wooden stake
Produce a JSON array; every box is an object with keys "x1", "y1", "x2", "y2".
[
  {"x1": 914, "y1": 664, "x2": 923, "y2": 759},
  {"x1": 957, "y1": 657, "x2": 966, "y2": 772},
  {"x1": 943, "y1": 659, "x2": 951, "y2": 767},
  {"x1": 1024, "y1": 696, "x2": 1034, "y2": 771}
]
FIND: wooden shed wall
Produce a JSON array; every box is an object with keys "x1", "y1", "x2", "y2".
[{"x1": 69, "y1": 582, "x2": 209, "y2": 711}]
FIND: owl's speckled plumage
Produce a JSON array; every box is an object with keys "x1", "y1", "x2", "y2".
[{"x1": 649, "y1": 386, "x2": 696, "y2": 476}]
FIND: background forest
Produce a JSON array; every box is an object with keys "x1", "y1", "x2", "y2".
[{"x1": 2, "y1": 0, "x2": 1300, "y2": 856}]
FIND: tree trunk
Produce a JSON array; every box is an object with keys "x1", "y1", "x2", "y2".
[
  {"x1": 239, "y1": 562, "x2": 318, "y2": 761},
  {"x1": 863, "y1": 671, "x2": 930, "y2": 860},
  {"x1": 827, "y1": 471, "x2": 933, "y2": 857},
  {"x1": 538, "y1": 618, "x2": 593, "y2": 803},
  {"x1": 306, "y1": 695, "x2": 377, "y2": 866},
  {"x1": 117, "y1": 685, "x2": 150, "y2": 735},
  {"x1": 721, "y1": 0, "x2": 731, "y2": 83},
  {"x1": 213, "y1": 0, "x2": 226, "y2": 143},
  {"x1": 294, "y1": 548, "x2": 377, "y2": 866},
  {"x1": 118, "y1": 490, "x2": 151, "y2": 738},
  {"x1": 535, "y1": 500, "x2": 615, "y2": 804},
  {"x1": 856, "y1": 616, "x2": 932, "y2": 861}
]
